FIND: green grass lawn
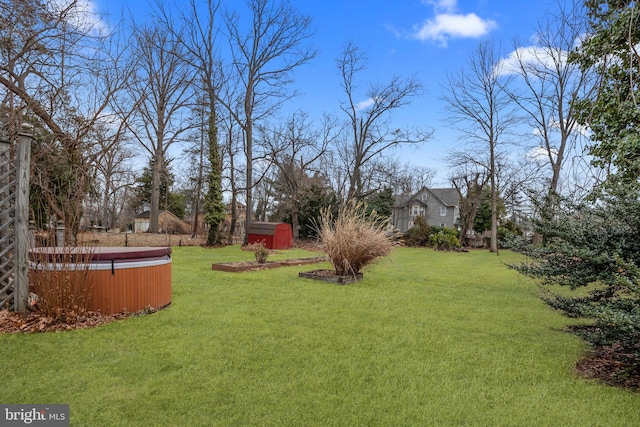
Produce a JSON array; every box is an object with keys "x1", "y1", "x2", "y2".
[{"x1": 1, "y1": 246, "x2": 638, "y2": 426}]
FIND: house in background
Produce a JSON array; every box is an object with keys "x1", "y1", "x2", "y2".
[
  {"x1": 134, "y1": 210, "x2": 191, "y2": 234},
  {"x1": 218, "y1": 202, "x2": 246, "y2": 242},
  {"x1": 392, "y1": 187, "x2": 460, "y2": 233}
]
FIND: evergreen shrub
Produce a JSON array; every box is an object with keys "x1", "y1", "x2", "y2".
[
  {"x1": 404, "y1": 216, "x2": 430, "y2": 247},
  {"x1": 429, "y1": 228, "x2": 461, "y2": 251}
]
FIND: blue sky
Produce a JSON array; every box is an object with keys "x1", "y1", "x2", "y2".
[{"x1": 90, "y1": 0, "x2": 551, "y2": 185}]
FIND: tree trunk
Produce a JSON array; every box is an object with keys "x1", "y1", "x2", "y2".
[
  {"x1": 244, "y1": 100, "x2": 253, "y2": 245},
  {"x1": 191, "y1": 125, "x2": 205, "y2": 238},
  {"x1": 228, "y1": 149, "x2": 238, "y2": 245},
  {"x1": 490, "y1": 144, "x2": 498, "y2": 254},
  {"x1": 291, "y1": 187, "x2": 300, "y2": 241},
  {"x1": 149, "y1": 150, "x2": 162, "y2": 233}
]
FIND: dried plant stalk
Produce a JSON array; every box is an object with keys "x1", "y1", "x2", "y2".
[
  {"x1": 29, "y1": 246, "x2": 95, "y2": 322},
  {"x1": 316, "y1": 201, "x2": 395, "y2": 276}
]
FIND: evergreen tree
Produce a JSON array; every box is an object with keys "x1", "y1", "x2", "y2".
[
  {"x1": 572, "y1": 0, "x2": 640, "y2": 185},
  {"x1": 288, "y1": 185, "x2": 338, "y2": 240},
  {"x1": 203, "y1": 113, "x2": 226, "y2": 246},
  {"x1": 364, "y1": 188, "x2": 395, "y2": 219},
  {"x1": 132, "y1": 161, "x2": 186, "y2": 219},
  {"x1": 511, "y1": 187, "x2": 640, "y2": 385},
  {"x1": 512, "y1": 1, "x2": 640, "y2": 387},
  {"x1": 473, "y1": 188, "x2": 506, "y2": 233}
]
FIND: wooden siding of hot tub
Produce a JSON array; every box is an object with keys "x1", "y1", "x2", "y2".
[{"x1": 89, "y1": 263, "x2": 172, "y2": 315}]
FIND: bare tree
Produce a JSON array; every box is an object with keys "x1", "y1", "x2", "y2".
[
  {"x1": 449, "y1": 158, "x2": 490, "y2": 246},
  {"x1": 361, "y1": 158, "x2": 436, "y2": 196},
  {"x1": 157, "y1": 0, "x2": 227, "y2": 244},
  {"x1": 0, "y1": 0, "x2": 133, "y2": 239},
  {"x1": 216, "y1": 68, "x2": 246, "y2": 244},
  {"x1": 501, "y1": 0, "x2": 596, "y2": 197},
  {"x1": 126, "y1": 23, "x2": 195, "y2": 233},
  {"x1": 261, "y1": 110, "x2": 335, "y2": 240},
  {"x1": 442, "y1": 39, "x2": 517, "y2": 253},
  {"x1": 219, "y1": 0, "x2": 316, "y2": 243},
  {"x1": 180, "y1": 99, "x2": 209, "y2": 238},
  {"x1": 336, "y1": 40, "x2": 432, "y2": 201},
  {"x1": 317, "y1": 149, "x2": 349, "y2": 200},
  {"x1": 88, "y1": 122, "x2": 135, "y2": 230}
]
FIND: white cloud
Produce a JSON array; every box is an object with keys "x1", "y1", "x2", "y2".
[
  {"x1": 527, "y1": 146, "x2": 556, "y2": 163},
  {"x1": 410, "y1": 1, "x2": 496, "y2": 46},
  {"x1": 497, "y1": 46, "x2": 570, "y2": 77},
  {"x1": 422, "y1": 0, "x2": 458, "y2": 13},
  {"x1": 47, "y1": 0, "x2": 109, "y2": 35},
  {"x1": 355, "y1": 98, "x2": 375, "y2": 111},
  {"x1": 529, "y1": 120, "x2": 591, "y2": 153},
  {"x1": 412, "y1": 13, "x2": 497, "y2": 46}
]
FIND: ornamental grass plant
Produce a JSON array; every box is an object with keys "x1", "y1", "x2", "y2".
[
  {"x1": 29, "y1": 246, "x2": 95, "y2": 322},
  {"x1": 316, "y1": 201, "x2": 395, "y2": 276}
]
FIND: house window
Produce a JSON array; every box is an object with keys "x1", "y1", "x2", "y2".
[
  {"x1": 412, "y1": 205, "x2": 419, "y2": 216},
  {"x1": 421, "y1": 193, "x2": 428, "y2": 201},
  {"x1": 408, "y1": 221, "x2": 414, "y2": 228},
  {"x1": 420, "y1": 207, "x2": 425, "y2": 216},
  {"x1": 440, "y1": 206, "x2": 447, "y2": 216},
  {"x1": 440, "y1": 223, "x2": 446, "y2": 227}
]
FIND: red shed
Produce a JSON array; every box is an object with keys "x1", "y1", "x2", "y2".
[{"x1": 247, "y1": 222, "x2": 293, "y2": 249}]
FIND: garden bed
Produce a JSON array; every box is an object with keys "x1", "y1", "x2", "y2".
[
  {"x1": 212, "y1": 256, "x2": 326, "y2": 272},
  {"x1": 298, "y1": 269, "x2": 363, "y2": 284}
]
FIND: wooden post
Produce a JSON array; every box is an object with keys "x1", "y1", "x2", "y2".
[
  {"x1": 28, "y1": 220, "x2": 36, "y2": 248},
  {"x1": 56, "y1": 220, "x2": 65, "y2": 248},
  {"x1": 14, "y1": 124, "x2": 32, "y2": 313}
]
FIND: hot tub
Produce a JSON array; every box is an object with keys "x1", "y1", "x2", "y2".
[{"x1": 29, "y1": 246, "x2": 172, "y2": 315}]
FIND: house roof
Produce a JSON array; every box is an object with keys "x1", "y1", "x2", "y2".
[
  {"x1": 225, "y1": 201, "x2": 246, "y2": 209},
  {"x1": 429, "y1": 188, "x2": 459, "y2": 206},
  {"x1": 134, "y1": 210, "x2": 180, "y2": 220},
  {"x1": 394, "y1": 187, "x2": 459, "y2": 208}
]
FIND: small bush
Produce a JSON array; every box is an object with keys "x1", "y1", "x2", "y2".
[
  {"x1": 246, "y1": 242, "x2": 269, "y2": 263},
  {"x1": 404, "y1": 216, "x2": 430, "y2": 247},
  {"x1": 429, "y1": 228, "x2": 461, "y2": 251},
  {"x1": 316, "y1": 201, "x2": 395, "y2": 276}
]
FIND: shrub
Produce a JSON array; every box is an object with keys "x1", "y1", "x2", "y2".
[
  {"x1": 404, "y1": 216, "x2": 430, "y2": 247},
  {"x1": 429, "y1": 228, "x2": 461, "y2": 251},
  {"x1": 498, "y1": 221, "x2": 523, "y2": 249},
  {"x1": 510, "y1": 186, "x2": 640, "y2": 382},
  {"x1": 316, "y1": 201, "x2": 395, "y2": 276},
  {"x1": 246, "y1": 242, "x2": 269, "y2": 263}
]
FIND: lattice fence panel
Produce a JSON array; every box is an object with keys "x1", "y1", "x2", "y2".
[{"x1": 0, "y1": 142, "x2": 16, "y2": 308}]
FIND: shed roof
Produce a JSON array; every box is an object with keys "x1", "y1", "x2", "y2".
[{"x1": 247, "y1": 222, "x2": 288, "y2": 236}]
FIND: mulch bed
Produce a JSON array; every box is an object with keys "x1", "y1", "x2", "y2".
[
  {"x1": 298, "y1": 269, "x2": 363, "y2": 284},
  {"x1": 576, "y1": 344, "x2": 640, "y2": 391},
  {"x1": 0, "y1": 308, "x2": 153, "y2": 334},
  {"x1": 212, "y1": 256, "x2": 327, "y2": 272},
  {"x1": 212, "y1": 261, "x2": 283, "y2": 272}
]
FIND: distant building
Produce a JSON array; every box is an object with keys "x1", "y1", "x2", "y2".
[
  {"x1": 225, "y1": 201, "x2": 246, "y2": 223},
  {"x1": 134, "y1": 210, "x2": 191, "y2": 234},
  {"x1": 392, "y1": 187, "x2": 460, "y2": 233},
  {"x1": 216, "y1": 202, "x2": 246, "y2": 243}
]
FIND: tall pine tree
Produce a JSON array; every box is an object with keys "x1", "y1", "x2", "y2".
[{"x1": 204, "y1": 110, "x2": 226, "y2": 246}]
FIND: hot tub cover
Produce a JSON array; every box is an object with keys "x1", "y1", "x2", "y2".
[{"x1": 29, "y1": 246, "x2": 172, "y2": 263}]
